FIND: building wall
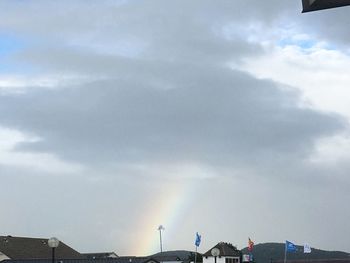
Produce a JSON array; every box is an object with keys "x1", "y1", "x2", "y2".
[
  {"x1": 0, "y1": 252, "x2": 10, "y2": 261},
  {"x1": 204, "y1": 256, "x2": 240, "y2": 263}
]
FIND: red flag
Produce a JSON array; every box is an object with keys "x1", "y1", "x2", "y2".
[{"x1": 248, "y1": 238, "x2": 254, "y2": 252}]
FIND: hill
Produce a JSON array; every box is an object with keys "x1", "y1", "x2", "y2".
[{"x1": 241, "y1": 243, "x2": 349, "y2": 263}]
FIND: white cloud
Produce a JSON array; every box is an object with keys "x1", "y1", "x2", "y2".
[
  {"x1": 0, "y1": 74, "x2": 103, "y2": 94},
  {"x1": 237, "y1": 44, "x2": 350, "y2": 118},
  {"x1": 0, "y1": 126, "x2": 84, "y2": 174},
  {"x1": 309, "y1": 133, "x2": 350, "y2": 165},
  {"x1": 236, "y1": 42, "x2": 350, "y2": 167}
]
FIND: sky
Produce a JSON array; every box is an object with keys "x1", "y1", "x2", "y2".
[{"x1": 0, "y1": 0, "x2": 350, "y2": 256}]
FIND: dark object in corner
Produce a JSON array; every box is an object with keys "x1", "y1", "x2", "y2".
[{"x1": 302, "y1": 0, "x2": 350, "y2": 12}]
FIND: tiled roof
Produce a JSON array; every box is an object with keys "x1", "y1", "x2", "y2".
[
  {"x1": 2, "y1": 258, "x2": 159, "y2": 263},
  {"x1": 203, "y1": 243, "x2": 241, "y2": 257},
  {"x1": 152, "y1": 256, "x2": 181, "y2": 262},
  {"x1": 83, "y1": 253, "x2": 118, "y2": 259},
  {"x1": 114, "y1": 256, "x2": 158, "y2": 263},
  {"x1": 273, "y1": 260, "x2": 350, "y2": 263},
  {"x1": 0, "y1": 236, "x2": 84, "y2": 260},
  {"x1": 151, "y1": 251, "x2": 193, "y2": 261}
]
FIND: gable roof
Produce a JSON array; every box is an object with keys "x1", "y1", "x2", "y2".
[
  {"x1": 273, "y1": 260, "x2": 350, "y2": 263},
  {"x1": 151, "y1": 251, "x2": 193, "y2": 261},
  {"x1": 203, "y1": 243, "x2": 241, "y2": 257},
  {"x1": 113, "y1": 257, "x2": 159, "y2": 263},
  {"x1": 83, "y1": 253, "x2": 118, "y2": 260},
  {"x1": 1, "y1": 258, "x2": 160, "y2": 263},
  {"x1": 152, "y1": 256, "x2": 181, "y2": 262},
  {"x1": 0, "y1": 236, "x2": 84, "y2": 260}
]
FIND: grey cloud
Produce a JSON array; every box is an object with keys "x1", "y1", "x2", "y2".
[
  {"x1": 1, "y1": 0, "x2": 340, "y2": 172},
  {"x1": 2, "y1": 0, "x2": 301, "y2": 68},
  {"x1": 0, "y1": 0, "x2": 299, "y2": 36},
  {"x1": 0, "y1": 63, "x2": 345, "y2": 169},
  {"x1": 0, "y1": 1, "x2": 347, "y2": 189},
  {"x1": 0, "y1": 166, "x2": 151, "y2": 253},
  {"x1": 1, "y1": 0, "x2": 327, "y2": 178},
  {"x1": 1, "y1": 0, "x2": 350, "y2": 254}
]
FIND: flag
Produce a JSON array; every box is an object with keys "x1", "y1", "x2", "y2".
[
  {"x1": 195, "y1": 232, "x2": 201, "y2": 247},
  {"x1": 304, "y1": 243, "x2": 311, "y2": 253},
  {"x1": 286, "y1": 241, "x2": 296, "y2": 252},
  {"x1": 248, "y1": 238, "x2": 254, "y2": 252}
]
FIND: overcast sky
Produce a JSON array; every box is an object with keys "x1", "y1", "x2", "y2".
[{"x1": 0, "y1": 0, "x2": 349, "y2": 256}]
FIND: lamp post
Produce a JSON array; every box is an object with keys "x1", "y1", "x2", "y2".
[
  {"x1": 158, "y1": 225, "x2": 165, "y2": 253},
  {"x1": 48, "y1": 237, "x2": 60, "y2": 263}
]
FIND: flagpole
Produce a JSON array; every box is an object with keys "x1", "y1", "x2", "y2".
[
  {"x1": 248, "y1": 238, "x2": 254, "y2": 262},
  {"x1": 194, "y1": 246, "x2": 197, "y2": 263},
  {"x1": 284, "y1": 242, "x2": 287, "y2": 263},
  {"x1": 194, "y1": 232, "x2": 201, "y2": 263}
]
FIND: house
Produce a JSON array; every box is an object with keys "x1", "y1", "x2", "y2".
[
  {"x1": 1, "y1": 258, "x2": 160, "y2": 263},
  {"x1": 203, "y1": 243, "x2": 242, "y2": 263},
  {"x1": 83, "y1": 253, "x2": 118, "y2": 260},
  {"x1": 151, "y1": 255, "x2": 182, "y2": 263},
  {"x1": 113, "y1": 256, "x2": 159, "y2": 263},
  {"x1": 273, "y1": 260, "x2": 350, "y2": 263},
  {"x1": 150, "y1": 250, "x2": 201, "y2": 263},
  {"x1": 0, "y1": 236, "x2": 84, "y2": 261}
]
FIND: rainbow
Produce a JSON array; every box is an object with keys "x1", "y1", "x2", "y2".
[
  {"x1": 125, "y1": 162, "x2": 211, "y2": 256},
  {"x1": 134, "y1": 179, "x2": 195, "y2": 255}
]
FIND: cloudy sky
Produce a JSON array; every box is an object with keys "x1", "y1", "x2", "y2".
[{"x1": 0, "y1": 0, "x2": 350, "y2": 256}]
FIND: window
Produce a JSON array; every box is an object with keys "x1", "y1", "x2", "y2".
[{"x1": 226, "y1": 258, "x2": 240, "y2": 263}]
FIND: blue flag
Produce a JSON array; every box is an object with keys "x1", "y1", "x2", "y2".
[
  {"x1": 195, "y1": 232, "x2": 201, "y2": 247},
  {"x1": 286, "y1": 241, "x2": 296, "y2": 252}
]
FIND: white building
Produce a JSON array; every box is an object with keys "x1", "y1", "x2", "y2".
[{"x1": 203, "y1": 242, "x2": 241, "y2": 263}]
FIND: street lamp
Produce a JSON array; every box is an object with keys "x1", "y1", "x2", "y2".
[
  {"x1": 158, "y1": 225, "x2": 165, "y2": 253},
  {"x1": 48, "y1": 237, "x2": 60, "y2": 263}
]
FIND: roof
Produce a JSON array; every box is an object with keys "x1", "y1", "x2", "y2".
[
  {"x1": 203, "y1": 243, "x2": 241, "y2": 257},
  {"x1": 152, "y1": 256, "x2": 181, "y2": 262},
  {"x1": 114, "y1": 257, "x2": 159, "y2": 263},
  {"x1": 0, "y1": 236, "x2": 84, "y2": 260},
  {"x1": 273, "y1": 260, "x2": 350, "y2": 263},
  {"x1": 151, "y1": 251, "x2": 195, "y2": 261},
  {"x1": 1, "y1": 258, "x2": 159, "y2": 263},
  {"x1": 83, "y1": 253, "x2": 118, "y2": 260},
  {"x1": 302, "y1": 0, "x2": 350, "y2": 12}
]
